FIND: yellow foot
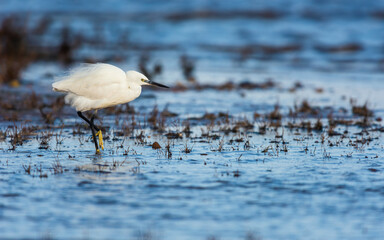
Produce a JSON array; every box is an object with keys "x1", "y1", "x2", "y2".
[
  {"x1": 96, "y1": 149, "x2": 101, "y2": 154},
  {"x1": 96, "y1": 130, "x2": 104, "y2": 150}
]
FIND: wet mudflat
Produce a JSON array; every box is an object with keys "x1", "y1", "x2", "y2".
[
  {"x1": 1, "y1": 1, "x2": 384, "y2": 239},
  {"x1": 1, "y1": 72, "x2": 383, "y2": 240}
]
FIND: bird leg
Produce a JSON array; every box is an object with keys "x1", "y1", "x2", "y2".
[
  {"x1": 77, "y1": 111, "x2": 99, "y2": 131},
  {"x1": 91, "y1": 115, "x2": 104, "y2": 150},
  {"x1": 77, "y1": 111, "x2": 102, "y2": 154},
  {"x1": 90, "y1": 121, "x2": 100, "y2": 154}
]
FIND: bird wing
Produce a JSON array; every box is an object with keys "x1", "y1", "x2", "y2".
[{"x1": 52, "y1": 63, "x2": 127, "y2": 100}]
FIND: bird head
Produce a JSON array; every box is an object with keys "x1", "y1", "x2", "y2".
[{"x1": 126, "y1": 71, "x2": 169, "y2": 88}]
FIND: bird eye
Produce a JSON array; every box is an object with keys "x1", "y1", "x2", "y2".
[{"x1": 141, "y1": 79, "x2": 145, "y2": 82}]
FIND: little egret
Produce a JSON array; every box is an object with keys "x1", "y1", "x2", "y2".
[{"x1": 52, "y1": 63, "x2": 169, "y2": 154}]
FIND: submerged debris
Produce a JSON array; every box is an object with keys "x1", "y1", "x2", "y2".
[{"x1": 152, "y1": 142, "x2": 161, "y2": 149}]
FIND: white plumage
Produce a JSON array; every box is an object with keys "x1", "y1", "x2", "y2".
[{"x1": 53, "y1": 63, "x2": 147, "y2": 112}]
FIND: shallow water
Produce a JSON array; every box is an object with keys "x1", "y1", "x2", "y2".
[{"x1": 1, "y1": 1, "x2": 384, "y2": 239}]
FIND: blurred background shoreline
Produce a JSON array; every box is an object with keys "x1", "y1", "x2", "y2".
[{"x1": 1, "y1": 0, "x2": 384, "y2": 88}]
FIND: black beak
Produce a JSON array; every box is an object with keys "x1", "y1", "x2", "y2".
[{"x1": 147, "y1": 80, "x2": 169, "y2": 88}]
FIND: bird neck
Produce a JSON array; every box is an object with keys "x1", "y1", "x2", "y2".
[
  {"x1": 127, "y1": 81, "x2": 141, "y2": 91},
  {"x1": 127, "y1": 81, "x2": 142, "y2": 98}
]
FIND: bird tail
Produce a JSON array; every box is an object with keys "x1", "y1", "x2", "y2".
[{"x1": 52, "y1": 81, "x2": 69, "y2": 92}]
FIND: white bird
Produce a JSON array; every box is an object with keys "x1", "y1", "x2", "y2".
[{"x1": 52, "y1": 63, "x2": 169, "y2": 154}]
